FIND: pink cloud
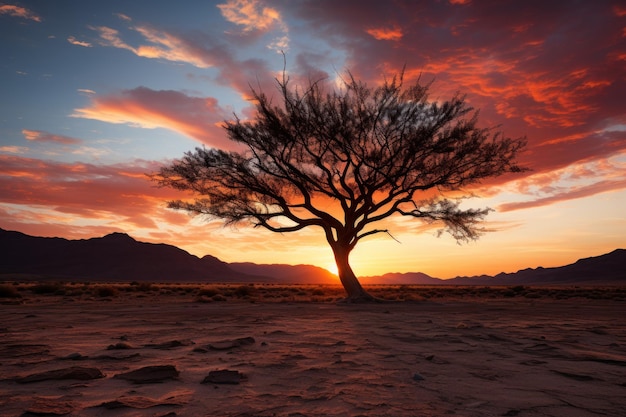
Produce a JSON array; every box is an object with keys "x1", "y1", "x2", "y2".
[
  {"x1": 498, "y1": 178, "x2": 626, "y2": 212},
  {"x1": 366, "y1": 26, "x2": 403, "y2": 41},
  {"x1": 218, "y1": 0, "x2": 283, "y2": 32},
  {"x1": 0, "y1": 4, "x2": 41, "y2": 22},
  {"x1": 90, "y1": 22, "x2": 277, "y2": 99},
  {"x1": 22, "y1": 129, "x2": 82, "y2": 145},
  {"x1": 67, "y1": 36, "x2": 92, "y2": 47},
  {"x1": 0, "y1": 155, "x2": 184, "y2": 230},
  {"x1": 71, "y1": 87, "x2": 235, "y2": 148}
]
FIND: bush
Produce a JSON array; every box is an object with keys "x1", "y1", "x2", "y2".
[
  {"x1": 31, "y1": 282, "x2": 65, "y2": 295},
  {"x1": 0, "y1": 284, "x2": 21, "y2": 298},
  {"x1": 234, "y1": 285, "x2": 255, "y2": 298},
  {"x1": 198, "y1": 288, "x2": 220, "y2": 297},
  {"x1": 96, "y1": 286, "x2": 118, "y2": 297}
]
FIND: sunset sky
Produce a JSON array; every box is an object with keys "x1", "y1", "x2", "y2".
[{"x1": 1, "y1": 1, "x2": 625, "y2": 279}]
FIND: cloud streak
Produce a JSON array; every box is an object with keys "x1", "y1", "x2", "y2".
[
  {"x1": 0, "y1": 4, "x2": 41, "y2": 22},
  {"x1": 0, "y1": 155, "x2": 179, "y2": 232},
  {"x1": 71, "y1": 87, "x2": 233, "y2": 148},
  {"x1": 22, "y1": 129, "x2": 82, "y2": 145}
]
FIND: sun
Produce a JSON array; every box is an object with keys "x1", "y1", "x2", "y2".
[{"x1": 325, "y1": 263, "x2": 338, "y2": 276}]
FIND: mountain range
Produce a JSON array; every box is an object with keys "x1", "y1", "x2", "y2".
[{"x1": 1, "y1": 228, "x2": 624, "y2": 285}]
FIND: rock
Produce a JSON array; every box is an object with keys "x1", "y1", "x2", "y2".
[
  {"x1": 107, "y1": 342, "x2": 133, "y2": 350},
  {"x1": 94, "y1": 352, "x2": 141, "y2": 361},
  {"x1": 97, "y1": 393, "x2": 189, "y2": 409},
  {"x1": 23, "y1": 397, "x2": 75, "y2": 415},
  {"x1": 205, "y1": 337, "x2": 255, "y2": 351},
  {"x1": 202, "y1": 369, "x2": 247, "y2": 384},
  {"x1": 0, "y1": 344, "x2": 50, "y2": 358},
  {"x1": 144, "y1": 339, "x2": 194, "y2": 349},
  {"x1": 17, "y1": 366, "x2": 104, "y2": 383},
  {"x1": 551, "y1": 370, "x2": 594, "y2": 381},
  {"x1": 114, "y1": 365, "x2": 179, "y2": 384},
  {"x1": 424, "y1": 354, "x2": 449, "y2": 364},
  {"x1": 412, "y1": 372, "x2": 425, "y2": 381},
  {"x1": 61, "y1": 352, "x2": 85, "y2": 360}
]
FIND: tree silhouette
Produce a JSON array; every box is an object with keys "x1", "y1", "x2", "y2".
[{"x1": 153, "y1": 71, "x2": 526, "y2": 301}]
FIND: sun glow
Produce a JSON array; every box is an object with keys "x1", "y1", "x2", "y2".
[{"x1": 326, "y1": 263, "x2": 339, "y2": 276}]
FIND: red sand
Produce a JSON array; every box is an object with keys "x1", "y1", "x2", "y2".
[{"x1": 1, "y1": 293, "x2": 625, "y2": 416}]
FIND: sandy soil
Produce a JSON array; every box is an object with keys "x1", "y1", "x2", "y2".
[{"x1": 1, "y1": 292, "x2": 625, "y2": 416}]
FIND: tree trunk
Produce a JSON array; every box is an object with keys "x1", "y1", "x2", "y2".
[{"x1": 332, "y1": 245, "x2": 375, "y2": 302}]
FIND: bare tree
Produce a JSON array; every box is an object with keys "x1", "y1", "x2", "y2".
[{"x1": 152, "y1": 71, "x2": 526, "y2": 301}]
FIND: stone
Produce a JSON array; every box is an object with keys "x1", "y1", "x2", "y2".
[
  {"x1": 97, "y1": 394, "x2": 189, "y2": 409},
  {"x1": 114, "y1": 365, "x2": 179, "y2": 384},
  {"x1": 107, "y1": 342, "x2": 133, "y2": 350},
  {"x1": 206, "y1": 337, "x2": 255, "y2": 351},
  {"x1": 202, "y1": 369, "x2": 247, "y2": 384},
  {"x1": 24, "y1": 398, "x2": 75, "y2": 415},
  {"x1": 17, "y1": 366, "x2": 104, "y2": 383},
  {"x1": 144, "y1": 339, "x2": 194, "y2": 349},
  {"x1": 412, "y1": 372, "x2": 425, "y2": 381}
]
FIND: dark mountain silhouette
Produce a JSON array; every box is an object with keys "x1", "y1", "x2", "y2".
[
  {"x1": 230, "y1": 262, "x2": 337, "y2": 284},
  {"x1": 361, "y1": 250, "x2": 626, "y2": 285},
  {"x1": 445, "y1": 249, "x2": 626, "y2": 285},
  {"x1": 0, "y1": 228, "x2": 624, "y2": 285},
  {"x1": 0, "y1": 229, "x2": 247, "y2": 282}
]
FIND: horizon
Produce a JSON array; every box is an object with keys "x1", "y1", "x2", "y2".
[
  {"x1": 1, "y1": 2, "x2": 625, "y2": 279},
  {"x1": 3, "y1": 227, "x2": 623, "y2": 281}
]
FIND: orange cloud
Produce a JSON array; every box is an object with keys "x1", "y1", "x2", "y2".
[
  {"x1": 67, "y1": 36, "x2": 92, "y2": 47},
  {"x1": 218, "y1": 0, "x2": 282, "y2": 32},
  {"x1": 92, "y1": 25, "x2": 213, "y2": 68},
  {"x1": 0, "y1": 155, "x2": 184, "y2": 230},
  {"x1": 0, "y1": 4, "x2": 41, "y2": 22},
  {"x1": 498, "y1": 178, "x2": 626, "y2": 212},
  {"x1": 366, "y1": 26, "x2": 403, "y2": 41},
  {"x1": 71, "y1": 87, "x2": 233, "y2": 148},
  {"x1": 22, "y1": 129, "x2": 82, "y2": 145}
]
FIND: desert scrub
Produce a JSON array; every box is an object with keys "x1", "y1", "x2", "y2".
[
  {"x1": 31, "y1": 282, "x2": 66, "y2": 295},
  {"x1": 234, "y1": 284, "x2": 256, "y2": 298},
  {"x1": 95, "y1": 285, "x2": 119, "y2": 297},
  {"x1": 0, "y1": 284, "x2": 22, "y2": 298},
  {"x1": 197, "y1": 287, "x2": 220, "y2": 297}
]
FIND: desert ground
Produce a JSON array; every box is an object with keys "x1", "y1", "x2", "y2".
[{"x1": 1, "y1": 283, "x2": 625, "y2": 416}]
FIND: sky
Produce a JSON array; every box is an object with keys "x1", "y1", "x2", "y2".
[{"x1": 1, "y1": 0, "x2": 625, "y2": 279}]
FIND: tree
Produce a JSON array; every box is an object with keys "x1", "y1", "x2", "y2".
[{"x1": 152, "y1": 71, "x2": 526, "y2": 301}]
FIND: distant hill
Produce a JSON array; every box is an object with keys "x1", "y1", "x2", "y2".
[
  {"x1": 0, "y1": 229, "x2": 244, "y2": 282},
  {"x1": 445, "y1": 249, "x2": 626, "y2": 285},
  {"x1": 230, "y1": 262, "x2": 337, "y2": 284},
  {"x1": 1, "y1": 228, "x2": 624, "y2": 285}
]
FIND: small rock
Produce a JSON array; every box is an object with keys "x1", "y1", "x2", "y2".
[
  {"x1": 17, "y1": 366, "x2": 104, "y2": 383},
  {"x1": 114, "y1": 365, "x2": 179, "y2": 384},
  {"x1": 412, "y1": 372, "x2": 425, "y2": 381},
  {"x1": 61, "y1": 352, "x2": 85, "y2": 360},
  {"x1": 202, "y1": 369, "x2": 247, "y2": 384},
  {"x1": 207, "y1": 337, "x2": 255, "y2": 351},
  {"x1": 144, "y1": 339, "x2": 194, "y2": 349},
  {"x1": 107, "y1": 342, "x2": 133, "y2": 350},
  {"x1": 97, "y1": 393, "x2": 189, "y2": 409},
  {"x1": 24, "y1": 398, "x2": 75, "y2": 415}
]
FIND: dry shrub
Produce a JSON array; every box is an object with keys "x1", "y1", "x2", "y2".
[
  {"x1": 0, "y1": 284, "x2": 21, "y2": 298},
  {"x1": 31, "y1": 282, "x2": 66, "y2": 295},
  {"x1": 234, "y1": 285, "x2": 255, "y2": 298},
  {"x1": 311, "y1": 288, "x2": 325, "y2": 296},
  {"x1": 96, "y1": 285, "x2": 118, "y2": 297},
  {"x1": 198, "y1": 287, "x2": 220, "y2": 297}
]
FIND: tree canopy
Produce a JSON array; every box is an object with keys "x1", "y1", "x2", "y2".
[{"x1": 153, "y1": 71, "x2": 526, "y2": 301}]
